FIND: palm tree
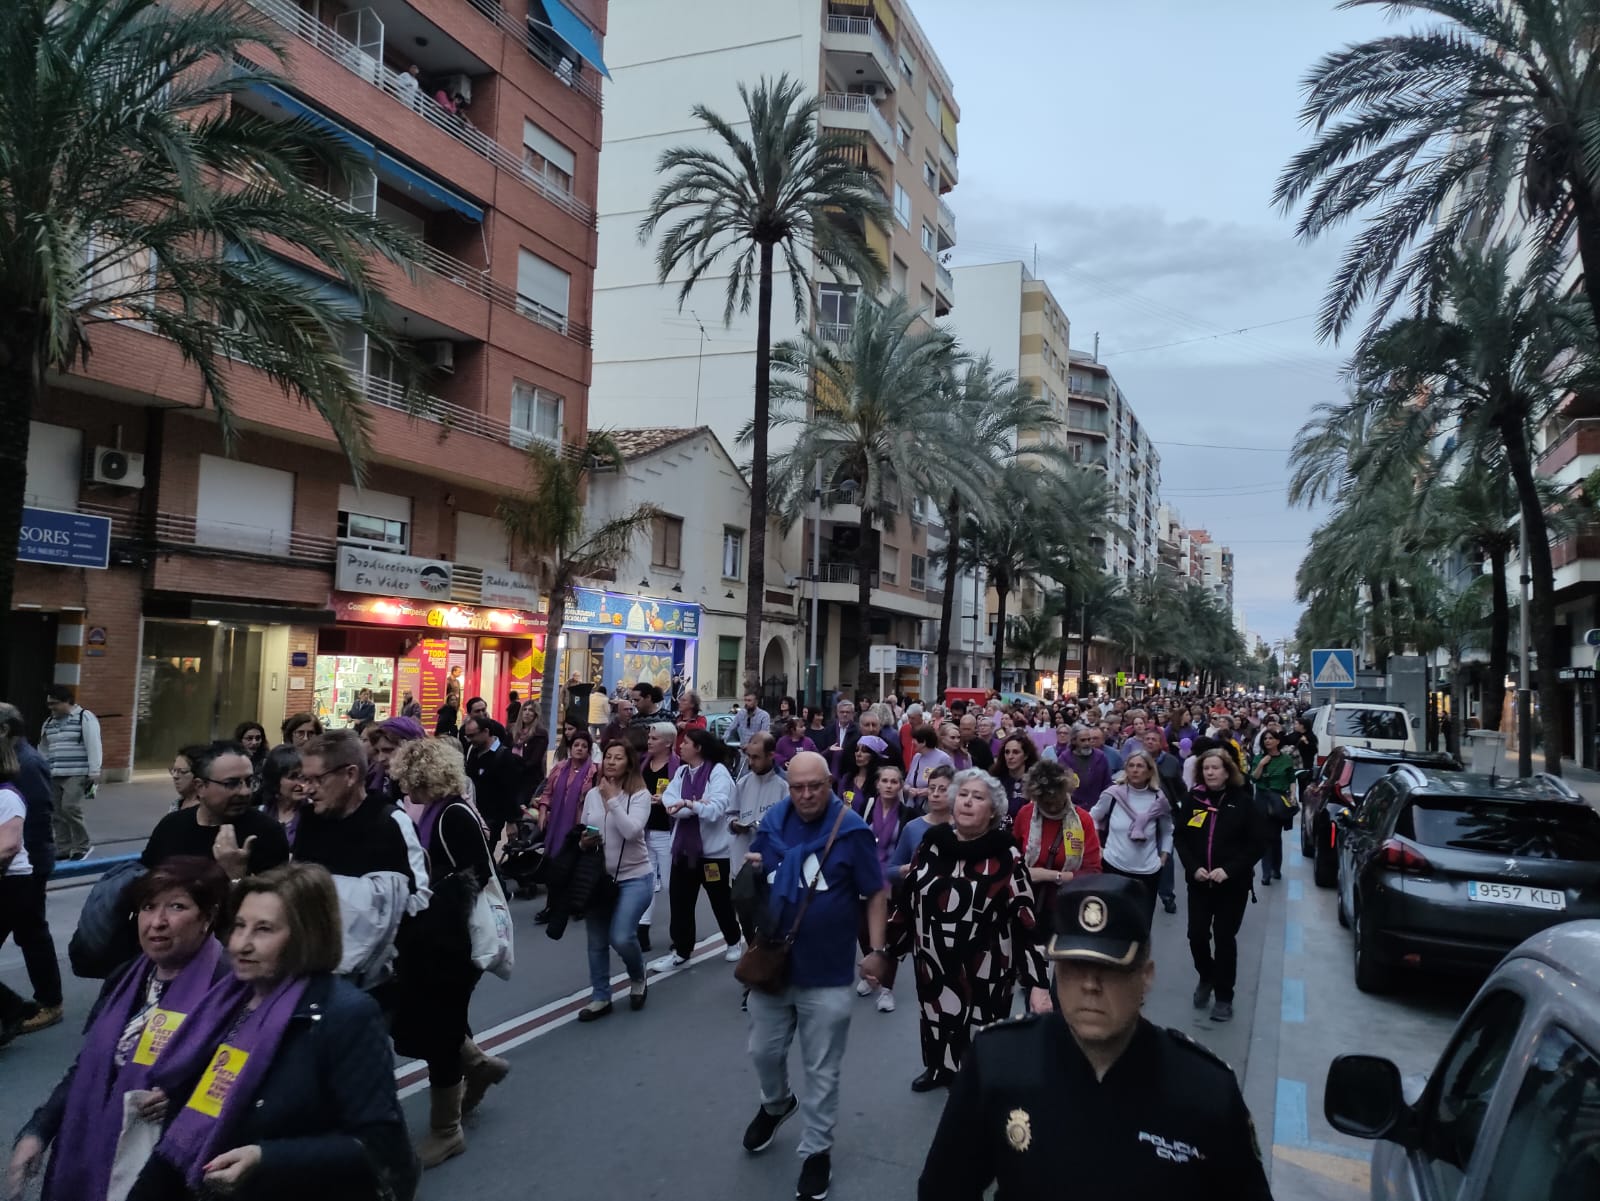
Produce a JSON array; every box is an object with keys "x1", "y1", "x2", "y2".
[
  {"x1": 639, "y1": 74, "x2": 891, "y2": 691},
  {"x1": 1274, "y1": 0, "x2": 1600, "y2": 343},
  {"x1": 0, "y1": 0, "x2": 421, "y2": 668},
  {"x1": 931, "y1": 355, "x2": 1062, "y2": 696},
  {"x1": 498, "y1": 434, "x2": 659, "y2": 716},
  {"x1": 760, "y1": 294, "x2": 966, "y2": 698},
  {"x1": 1005, "y1": 607, "x2": 1059, "y2": 686},
  {"x1": 1410, "y1": 575, "x2": 1491, "y2": 755},
  {"x1": 1053, "y1": 571, "x2": 1134, "y2": 698},
  {"x1": 1348, "y1": 242, "x2": 1600, "y2": 772}
]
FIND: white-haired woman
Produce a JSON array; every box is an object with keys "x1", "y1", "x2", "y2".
[{"x1": 883, "y1": 768, "x2": 1051, "y2": 1092}]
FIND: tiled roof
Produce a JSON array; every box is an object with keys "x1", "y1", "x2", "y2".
[{"x1": 602, "y1": 426, "x2": 709, "y2": 461}]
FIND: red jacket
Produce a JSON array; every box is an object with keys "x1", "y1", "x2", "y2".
[{"x1": 1012, "y1": 803, "x2": 1103, "y2": 877}]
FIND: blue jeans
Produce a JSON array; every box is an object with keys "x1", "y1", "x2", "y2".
[{"x1": 587, "y1": 875, "x2": 653, "y2": 1001}]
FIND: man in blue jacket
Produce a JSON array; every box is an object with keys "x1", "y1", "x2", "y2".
[{"x1": 741, "y1": 751, "x2": 888, "y2": 1201}]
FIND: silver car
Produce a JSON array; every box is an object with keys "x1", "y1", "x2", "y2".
[{"x1": 1325, "y1": 920, "x2": 1600, "y2": 1199}]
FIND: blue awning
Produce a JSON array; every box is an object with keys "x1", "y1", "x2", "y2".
[
  {"x1": 247, "y1": 84, "x2": 374, "y2": 155},
  {"x1": 225, "y1": 244, "x2": 365, "y2": 320},
  {"x1": 375, "y1": 153, "x2": 484, "y2": 223},
  {"x1": 534, "y1": 0, "x2": 610, "y2": 79}
]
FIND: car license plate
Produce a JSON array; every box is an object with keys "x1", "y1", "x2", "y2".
[{"x1": 1467, "y1": 881, "x2": 1567, "y2": 910}]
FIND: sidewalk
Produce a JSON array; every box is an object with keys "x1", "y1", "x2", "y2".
[
  {"x1": 1496, "y1": 749, "x2": 1600, "y2": 803},
  {"x1": 55, "y1": 773, "x2": 174, "y2": 874}
]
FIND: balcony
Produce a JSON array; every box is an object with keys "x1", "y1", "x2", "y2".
[
  {"x1": 936, "y1": 197, "x2": 956, "y2": 250},
  {"x1": 352, "y1": 371, "x2": 583, "y2": 462},
  {"x1": 1538, "y1": 416, "x2": 1600, "y2": 484},
  {"x1": 938, "y1": 137, "x2": 958, "y2": 190},
  {"x1": 818, "y1": 322, "x2": 853, "y2": 343},
  {"x1": 1068, "y1": 375, "x2": 1111, "y2": 404},
  {"x1": 821, "y1": 91, "x2": 894, "y2": 160},
  {"x1": 1067, "y1": 410, "x2": 1109, "y2": 436},
  {"x1": 822, "y1": 14, "x2": 896, "y2": 87},
  {"x1": 246, "y1": 0, "x2": 595, "y2": 222},
  {"x1": 75, "y1": 500, "x2": 338, "y2": 565},
  {"x1": 464, "y1": 0, "x2": 605, "y2": 108},
  {"x1": 934, "y1": 260, "x2": 954, "y2": 315}
]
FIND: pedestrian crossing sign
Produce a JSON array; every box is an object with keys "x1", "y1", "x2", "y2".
[{"x1": 1310, "y1": 648, "x2": 1357, "y2": 689}]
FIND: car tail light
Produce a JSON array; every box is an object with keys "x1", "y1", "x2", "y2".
[
  {"x1": 1315, "y1": 754, "x2": 1326, "y2": 768},
  {"x1": 1380, "y1": 838, "x2": 1431, "y2": 874}
]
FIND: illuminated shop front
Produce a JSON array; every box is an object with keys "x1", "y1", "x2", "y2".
[{"x1": 556, "y1": 588, "x2": 701, "y2": 704}]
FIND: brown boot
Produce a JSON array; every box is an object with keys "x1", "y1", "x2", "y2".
[
  {"x1": 416, "y1": 1083, "x2": 466, "y2": 1168},
  {"x1": 460, "y1": 1038, "x2": 510, "y2": 1115}
]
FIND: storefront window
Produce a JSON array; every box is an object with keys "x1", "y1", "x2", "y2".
[
  {"x1": 135, "y1": 620, "x2": 264, "y2": 768},
  {"x1": 717, "y1": 636, "x2": 740, "y2": 698},
  {"x1": 315, "y1": 654, "x2": 395, "y2": 728}
]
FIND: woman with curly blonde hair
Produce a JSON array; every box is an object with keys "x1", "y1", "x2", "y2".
[
  {"x1": 386, "y1": 738, "x2": 505, "y2": 1168},
  {"x1": 1010, "y1": 758, "x2": 1102, "y2": 936}
]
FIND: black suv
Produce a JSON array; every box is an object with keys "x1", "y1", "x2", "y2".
[
  {"x1": 1335, "y1": 766, "x2": 1600, "y2": 993},
  {"x1": 1300, "y1": 748, "x2": 1461, "y2": 888}
]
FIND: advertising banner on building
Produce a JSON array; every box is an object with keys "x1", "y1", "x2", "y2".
[
  {"x1": 331, "y1": 594, "x2": 547, "y2": 636},
  {"x1": 19, "y1": 506, "x2": 112, "y2": 570},
  {"x1": 565, "y1": 588, "x2": 699, "y2": 638},
  {"x1": 335, "y1": 546, "x2": 453, "y2": 600},
  {"x1": 481, "y1": 569, "x2": 545, "y2": 610}
]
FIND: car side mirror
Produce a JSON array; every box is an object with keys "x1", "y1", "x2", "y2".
[{"x1": 1325, "y1": 1055, "x2": 1413, "y2": 1144}]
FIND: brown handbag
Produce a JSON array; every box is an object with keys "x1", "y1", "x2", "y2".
[{"x1": 734, "y1": 802, "x2": 850, "y2": 994}]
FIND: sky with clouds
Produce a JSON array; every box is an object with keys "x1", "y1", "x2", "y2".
[{"x1": 914, "y1": 0, "x2": 1397, "y2": 647}]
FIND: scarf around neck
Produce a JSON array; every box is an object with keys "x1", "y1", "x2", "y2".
[
  {"x1": 546, "y1": 759, "x2": 594, "y2": 850},
  {"x1": 861, "y1": 794, "x2": 902, "y2": 864},
  {"x1": 45, "y1": 940, "x2": 224, "y2": 1201},
  {"x1": 1110, "y1": 784, "x2": 1169, "y2": 841},
  {"x1": 1026, "y1": 802, "x2": 1086, "y2": 872},
  {"x1": 761, "y1": 796, "x2": 864, "y2": 909},
  {"x1": 671, "y1": 760, "x2": 715, "y2": 864}
]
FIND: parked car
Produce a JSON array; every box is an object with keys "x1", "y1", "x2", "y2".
[
  {"x1": 1307, "y1": 701, "x2": 1419, "y2": 761},
  {"x1": 707, "y1": 712, "x2": 742, "y2": 747},
  {"x1": 1301, "y1": 747, "x2": 1462, "y2": 888},
  {"x1": 1325, "y1": 920, "x2": 1600, "y2": 1200},
  {"x1": 1334, "y1": 765, "x2": 1600, "y2": 993}
]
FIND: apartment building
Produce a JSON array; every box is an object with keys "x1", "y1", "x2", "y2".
[
  {"x1": 589, "y1": 0, "x2": 963, "y2": 702},
  {"x1": 1156, "y1": 504, "x2": 1200, "y2": 584},
  {"x1": 1065, "y1": 352, "x2": 1162, "y2": 581},
  {"x1": 13, "y1": 0, "x2": 610, "y2": 773},
  {"x1": 1189, "y1": 529, "x2": 1235, "y2": 615}
]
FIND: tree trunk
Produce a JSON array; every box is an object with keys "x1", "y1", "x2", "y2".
[
  {"x1": 1054, "y1": 591, "x2": 1072, "y2": 698},
  {"x1": 854, "y1": 504, "x2": 874, "y2": 701},
  {"x1": 1570, "y1": 183, "x2": 1600, "y2": 340},
  {"x1": 539, "y1": 571, "x2": 572, "y2": 727},
  {"x1": 991, "y1": 583, "x2": 1010, "y2": 694},
  {"x1": 1079, "y1": 614, "x2": 1093, "y2": 698},
  {"x1": 1501, "y1": 415, "x2": 1565, "y2": 775},
  {"x1": 743, "y1": 241, "x2": 775, "y2": 693},
  {"x1": 1367, "y1": 579, "x2": 1389, "y2": 672},
  {"x1": 934, "y1": 493, "x2": 960, "y2": 701},
  {"x1": 1484, "y1": 545, "x2": 1510, "y2": 731},
  {"x1": 1448, "y1": 649, "x2": 1464, "y2": 758},
  {"x1": 0, "y1": 323, "x2": 42, "y2": 694}
]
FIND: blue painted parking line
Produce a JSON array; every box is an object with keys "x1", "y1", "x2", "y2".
[
  {"x1": 1284, "y1": 920, "x2": 1303, "y2": 957},
  {"x1": 1282, "y1": 977, "x2": 1306, "y2": 1023},
  {"x1": 1287, "y1": 879, "x2": 1304, "y2": 901},
  {"x1": 1275, "y1": 1077, "x2": 1309, "y2": 1146}
]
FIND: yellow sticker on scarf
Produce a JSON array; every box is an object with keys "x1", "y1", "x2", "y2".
[
  {"x1": 131, "y1": 1007, "x2": 185, "y2": 1066},
  {"x1": 185, "y1": 1044, "x2": 249, "y2": 1118},
  {"x1": 1187, "y1": 810, "x2": 1209, "y2": 828}
]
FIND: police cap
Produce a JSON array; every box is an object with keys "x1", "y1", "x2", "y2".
[{"x1": 1047, "y1": 874, "x2": 1150, "y2": 967}]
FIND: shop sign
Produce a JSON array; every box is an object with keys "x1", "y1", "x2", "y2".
[
  {"x1": 19, "y1": 506, "x2": 112, "y2": 570},
  {"x1": 1560, "y1": 667, "x2": 1596, "y2": 681},
  {"x1": 332, "y1": 594, "x2": 547, "y2": 635},
  {"x1": 896, "y1": 650, "x2": 925, "y2": 667},
  {"x1": 481, "y1": 568, "x2": 546, "y2": 611},
  {"x1": 565, "y1": 587, "x2": 699, "y2": 638},
  {"x1": 335, "y1": 546, "x2": 453, "y2": 600}
]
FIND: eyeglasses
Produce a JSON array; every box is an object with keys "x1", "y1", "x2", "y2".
[
  {"x1": 789, "y1": 780, "x2": 830, "y2": 793},
  {"x1": 202, "y1": 775, "x2": 258, "y2": 791},
  {"x1": 300, "y1": 767, "x2": 354, "y2": 786},
  {"x1": 168, "y1": 767, "x2": 193, "y2": 779}
]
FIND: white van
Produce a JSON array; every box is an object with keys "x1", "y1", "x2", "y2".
[{"x1": 1308, "y1": 702, "x2": 1417, "y2": 764}]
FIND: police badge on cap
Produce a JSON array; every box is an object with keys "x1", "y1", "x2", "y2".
[{"x1": 1046, "y1": 875, "x2": 1150, "y2": 966}]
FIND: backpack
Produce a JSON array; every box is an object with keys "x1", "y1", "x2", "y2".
[{"x1": 68, "y1": 859, "x2": 145, "y2": 978}]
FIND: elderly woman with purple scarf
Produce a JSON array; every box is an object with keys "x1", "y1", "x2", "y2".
[
  {"x1": 120, "y1": 863, "x2": 415, "y2": 1201},
  {"x1": 648, "y1": 727, "x2": 742, "y2": 972},
  {"x1": 386, "y1": 737, "x2": 500, "y2": 1171},
  {"x1": 10, "y1": 858, "x2": 231, "y2": 1201},
  {"x1": 532, "y1": 731, "x2": 596, "y2": 922}
]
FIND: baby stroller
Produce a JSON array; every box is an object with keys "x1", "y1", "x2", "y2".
[{"x1": 498, "y1": 815, "x2": 547, "y2": 901}]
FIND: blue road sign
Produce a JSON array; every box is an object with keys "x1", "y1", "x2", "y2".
[
  {"x1": 1310, "y1": 647, "x2": 1357, "y2": 690},
  {"x1": 19, "y1": 506, "x2": 112, "y2": 570}
]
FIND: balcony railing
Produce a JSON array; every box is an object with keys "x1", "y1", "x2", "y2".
[
  {"x1": 821, "y1": 91, "x2": 894, "y2": 154},
  {"x1": 1067, "y1": 410, "x2": 1108, "y2": 434},
  {"x1": 935, "y1": 260, "x2": 954, "y2": 295},
  {"x1": 937, "y1": 197, "x2": 956, "y2": 238},
  {"x1": 464, "y1": 0, "x2": 604, "y2": 108},
  {"x1": 356, "y1": 371, "x2": 584, "y2": 459},
  {"x1": 73, "y1": 499, "x2": 340, "y2": 564},
  {"x1": 939, "y1": 137, "x2": 957, "y2": 177},
  {"x1": 246, "y1": 0, "x2": 594, "y2": 223},
  {"x1": 823, "y1": 14, "x2": 897, "y2": 72},
  {"x1": 1538, "y1": 415, "x2": 1600, "y2": 475},
  {"x1": 818, "y1": 321, "x2": 853, "y2": 343}
]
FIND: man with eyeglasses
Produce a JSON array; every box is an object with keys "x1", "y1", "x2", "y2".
[
  {"x1": 293, "y1": 730, "x2": 417, "y2": 886},
  {"x1": 140, "y1": 741, "x2": 289, "y2": 880}
]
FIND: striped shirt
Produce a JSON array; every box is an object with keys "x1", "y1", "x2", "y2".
[{"x1": 41, "y1": 706, "x2": 102, "y2": 778}]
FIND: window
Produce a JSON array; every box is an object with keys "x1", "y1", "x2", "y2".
[
  {"x1": 911, "y1": 554, "x2": 927, "y2": 589},
  {"x1": 818, "y1": 283, "x2": 858, "y2": 335},
  {"x1": 1330, "y1": 708, "x2": 1409, "y2": 741},
  {"x1": 910, "y1": 494, "x2": 926, "y2": 523},
  {"x1": 897, "y1": 117, "x2": 913, "y2": 154},
  {"x1": 919, "y1": 285, "x2": 934, "y2": 312},
  {"x1": 511, "y1": 382, "x2": 563, "y2": 447},
  {"x1": 337, "y1": 483, "x2": 410, "y2": 553},
  {"x1": 722, "y1": 527, "x2": 743, "y2": 580},
  {"x1": 899, "y1": 52, "x2": 914, "y2": 82},
  {"x1": 925, "y1": 85, "x2": 939, "y2": 122},
  {"x1": 25, "y1": 422, "x2": 83, "y2": 512},
  {"x1": 717, "y1": 637, "x2": 740, "y2": 697},
  {"x1": 1482, "y1": 1025, "x2": 1600, "y2": 1198},
  {"x1": 893, "y1": 184, "x2": 911, "y2": 228},
  {"x1": 522, "y1": 120, "x2": 575, "y2": 194},
  {"x1": 515, "y1": 249, "x2": 570, "y2": 332},
  {"x1": 924, "y1": 157, "x2": 938, "y2": 191},
  {"x1": 456, "y1": 511, "x2": 509, "y2": 569},
  {"x1": 921, "y1": 222, "x2": 936, "y2": 255},
  {"x1": 197, "y1": 455, "x2": 295, "y2": 556},
  {"x1": 891, "y1": 255, "x2": 909, "y2": 295},
  {"x1": 82, "y1": 234, "x2": 157, "y2": 322},
  {"x1": 1419, "y1": 990, "x2": 1525, "y2": 1199},
  {"x1": 880, "y1": 543, "x2": 898, "y2": 585},
  {"x1": 651, "y1": 514, "x2": 683, "y2": 570}
]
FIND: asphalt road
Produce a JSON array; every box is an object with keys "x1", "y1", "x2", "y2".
[{"x1": 0, "y1": 778, "x2": 1473, "y2": 1200}]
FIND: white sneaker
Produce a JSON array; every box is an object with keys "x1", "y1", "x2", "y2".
[
  {"x1": 876, "y1": 989, "x2": 896, "y2": 1013},
  {"x1": 649, "y1": 952, "x2": 688, "y2": 973},
  {"x1": 723, "y1": 941, "x2": 744, "y2": 963},
  {"x1": 855, "y1": 977, "x2": 874, "y2": 998}
]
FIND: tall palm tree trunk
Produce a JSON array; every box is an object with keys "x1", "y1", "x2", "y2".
[
  {"x1": 540, "y1": 571, "x2": 572, "y2": 725},
  {"x1": 743, "y1": 241, "x2": 775, "y2": 694},
  {"x1": 1484, "y1": 546, "x2": 1510, "y2": 732},
  {"x1": 1368, "y1": 579, "x2": 1389, "y2": 672},
  {"x1": 0, "y1": 325, "x2": 42, "y2": 691},
  {"x1": 1571, "y1": 187, "x2": 1600, "y2": 339},
  {"x1": 1054, "y1": 596, "x2": 1072, "y2": 700},
  {"x1": 1501, "y1": 417, "x2": 1565, "y2": 775},
  {"x1": 1079, "y1": 617, "x2": 1094, "y2": 698},
  {"x1": 854, "y1": 505, "x2": 874, "y2": 700},
  {"x1": 991, "y1": 583, "x2": 1010, "y2": 694},
  {"x1": 935, "y1": 493, "x2": 960, "y2": 698}
]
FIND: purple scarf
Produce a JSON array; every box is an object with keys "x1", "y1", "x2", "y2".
[
  {"x1": 44, "y1": 940, "x2": 223, "y2": 1201},
  {"x1": 147, "y1": 974, "x2": 309, "y2": 1192},
  {"x1": 863, "y1": 795, "x2": 901, "y2": 867},
  {"x1": 545, "y1": 759, "x2": 593, "y2": 852},
  {"x1": 773, "y1": 735, "x2": 815, "y2": 769},
  {"x1": 671, "y1": 761, "x2": 715, "y2": 865}
]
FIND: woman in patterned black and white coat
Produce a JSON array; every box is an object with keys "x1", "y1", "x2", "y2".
[{"x1": 886, "y1": 769, "x2": 1051, "y2": 1094}]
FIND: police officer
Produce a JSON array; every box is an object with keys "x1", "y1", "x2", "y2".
[{"x1": 917, "y1": 874, "x2": 1274, "y2": 1200}]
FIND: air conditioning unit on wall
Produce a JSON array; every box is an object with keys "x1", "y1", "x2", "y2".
[
  {"x1": 87, "y1": 446, "x2": 145, "y2": 488},
  {"x1": 418, "y1": 341, "x2": 455, "y2": 372}
]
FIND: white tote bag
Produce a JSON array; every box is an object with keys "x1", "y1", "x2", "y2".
[
  {"x1": 441, "y1": 803, "x2": 515, "y2": 980},
  {"x1": 106, "y1": 1092, "x2": 163, "y2": 1201}
]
